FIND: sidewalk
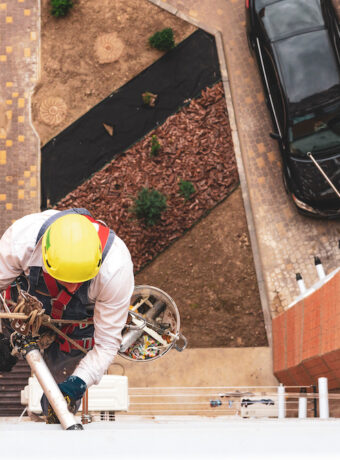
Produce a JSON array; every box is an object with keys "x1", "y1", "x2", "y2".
[
  {"x1": 153, "y1": 0, "x2": 340, "y2": 314},
  {"x1": 0, "y1": 0, "x2": 40, "y2": 235},
  {"x1": 2, "y1": 0, "x2": 338, "y2": 314}
]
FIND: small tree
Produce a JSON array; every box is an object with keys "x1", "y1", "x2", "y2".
[
  {"x1": 131, "y1": 187, "x2": 167, "y2": 226},
  {"x1": 50, "y1": 0, "x2": 73, "y2": 18},
  {"x1": 150, "y1": 135, "x2": 161, "y2": 157},
  {"x1": 149, "y1": 28, "x2": 175, "y2": 52},
  {"x1": 179, "y1": 179, "x2": 195, "y2": 201}
]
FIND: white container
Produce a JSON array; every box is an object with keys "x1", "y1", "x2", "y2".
[{"x1": 21, "y1": 374, "x2": 129, "y2": 414}]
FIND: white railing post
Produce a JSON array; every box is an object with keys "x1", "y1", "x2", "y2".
[
  {"x1": 278, "y1": 384, "x2": 285, "y2": 418},
  {"x1": 298, "y1": 388, "x2": 307, "y2": 419},
  {"x1": 318, "y1": 377, "x2": 329, "y2": 419}
]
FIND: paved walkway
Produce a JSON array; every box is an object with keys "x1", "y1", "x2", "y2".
[
  {"x1": 2, "y1": 0, "x2": 340, "y2": 317},
  {"x1": 0, "y1": 0, "x2": 278, "y2": 394},
  {"x1": 154, "y1": 0, "x2": 340, "y2": 314},
  {"x1": 0, "y1": 0, "x2": 40, "y2": 235}
]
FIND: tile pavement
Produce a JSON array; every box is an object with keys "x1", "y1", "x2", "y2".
[
  {"x1": 0, "y1": 0, "x2": 40, "y2": 235},
  {"x1": 155, "y1": 0, "x2": 340, "y2": 315},
  {"x1": 1, "y1": 0, "x2": 340, "y2": 318}
]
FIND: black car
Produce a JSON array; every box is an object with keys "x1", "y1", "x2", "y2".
[{"x1": 246, "y1": 0, "x2": 340, "y2": 217}]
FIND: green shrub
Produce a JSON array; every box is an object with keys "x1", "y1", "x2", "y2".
[
  {"x1": 150, "y1": 135, "x2": 161, "y2": 157},
  {"x1": 148, "y1": 28, "x2": 175, "y2": 51},
  {"x1": 50, "y1": 0, "x2": 73, "y2": 18},
  {"x1": 131, "y1": 187, "x2": 167, "y2": 226},
  {"x1": 179, "y1": 179, "x2": 195, "y2": 201}
]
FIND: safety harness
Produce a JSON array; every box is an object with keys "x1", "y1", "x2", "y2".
[{"x1": 27, "y1": 208, "x2": 115, "y2": 353}]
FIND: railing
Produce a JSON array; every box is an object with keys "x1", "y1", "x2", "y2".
[{"x1": 121, "y1": 378, "x2": 340, "y2": 419}]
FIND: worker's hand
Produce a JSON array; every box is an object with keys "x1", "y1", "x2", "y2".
[
  {"x1": 0, "y1": 333, "x2": 18, "y2": 372},
  {"x1": 41, "y1": 376, "x2": 87, "y2": 423},
  {"x1": 58, "y1": 375, "x2": 87, "y2": 401}
]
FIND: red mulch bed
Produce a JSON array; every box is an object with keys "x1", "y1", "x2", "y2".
[{"x1": 56, "y1": 82, "x2": 239, "y2": 272}]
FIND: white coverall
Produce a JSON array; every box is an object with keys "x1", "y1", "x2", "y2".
[{"x1": 0, "y1": 210, "x2": 134, "y2": 387}]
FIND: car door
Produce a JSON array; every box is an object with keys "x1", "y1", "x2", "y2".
[{"x1": 255, "y1": 39, "x2": 286, "y2": 145}]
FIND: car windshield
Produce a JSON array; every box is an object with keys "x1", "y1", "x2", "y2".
[{"x1": 289, "y1": 101, "x2": 340, "y2": 156}]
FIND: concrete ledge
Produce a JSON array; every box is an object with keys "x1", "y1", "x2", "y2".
[{"x1": 110, "y1": 347, "x2": 278, "y2": 387}]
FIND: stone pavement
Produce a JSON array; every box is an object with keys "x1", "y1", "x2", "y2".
[
  {"x1": 152, "y1": 0, "x2": 340, "y2": 315},
  {"x1": 0, "y1": 0, "x2": 40, "y2": 235},
  {"x1": 1, "y1": 0, "x2": 339, "y2": 316},
  {"x1": 0, "y1": 0, "x2": 278, "y2": 395}
]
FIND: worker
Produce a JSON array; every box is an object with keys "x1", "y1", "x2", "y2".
[{"x1": 0, "y1": 208, "x2": 134, "y2": 420}]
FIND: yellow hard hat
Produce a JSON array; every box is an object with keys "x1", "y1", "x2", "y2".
[{"x1": 42, "y1": 214, "x2": 102, "y2": 283}]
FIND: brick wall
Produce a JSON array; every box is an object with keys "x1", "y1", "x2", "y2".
[{"x1": 273, "y1": 269, "x2": 340, "y2": 389}]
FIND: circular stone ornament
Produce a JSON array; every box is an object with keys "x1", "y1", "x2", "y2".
[
  {"x1": 95, "y1": 33, "x2": 125, "y2": 64},
  {"x1": 39, "y1": 97, "x2": 67, "y2": 126}
]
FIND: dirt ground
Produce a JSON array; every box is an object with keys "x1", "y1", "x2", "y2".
[
  {"x1": 135, "y1": 188, "x2": 267, "y2": 348},
  {"x1": 35, "y1": 0, "x2": 268, "y2": 348},
  {"x1": 32, "y1": 0, "x2": 196, "y2": 145}
]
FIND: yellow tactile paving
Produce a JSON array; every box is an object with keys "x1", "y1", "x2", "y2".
[{"x1": 0, "y1": 0, "x2": 40, "y2": 233}]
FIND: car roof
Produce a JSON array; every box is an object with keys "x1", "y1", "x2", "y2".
[
  {"x1": 255, "y1": 0, "x2": 340, "y2": 111},
  {"x1": 258, "y1": 0, "x2": 324, "y2": 41},
  {"x1": 273, "y1": 29, "x2": 340, "y2": 107}
]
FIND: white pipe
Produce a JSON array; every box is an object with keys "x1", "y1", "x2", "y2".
[
  {"x1": 314, "y1": 257, "x2": 326, "y2": 280},
  {"x1": 318, "y1": 377, "x2": 329, "y2": 419},
  {"x1": 25, "y1": 349, "x2": 82, "y2": 429},
  {"x1": 298, "y1": 396, "x2": 307, "y2": 419},
  {"x1": 277, "y1": 384, "x2": 285, "y2": 419},
  {"x1": 296, "y1": 273, "x2": 306, "y2": 294}
]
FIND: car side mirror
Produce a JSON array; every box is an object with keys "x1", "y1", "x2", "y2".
[{"x1": 270, "y1": 132, "x2": 281, "y2": 140}]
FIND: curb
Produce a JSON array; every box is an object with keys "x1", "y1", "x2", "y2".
[{"x1": 147, "y1": 0, "x2": 273, "y2": 347}]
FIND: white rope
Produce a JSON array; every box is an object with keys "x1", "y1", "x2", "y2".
[{"x1": 16, "y1": 406, "x2": 27, "y2": 424}]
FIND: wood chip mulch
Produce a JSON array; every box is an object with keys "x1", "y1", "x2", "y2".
[{"x1": 56, "y1": 82, "x2": 239, "y2": 272}]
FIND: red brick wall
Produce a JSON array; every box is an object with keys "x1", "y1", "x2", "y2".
[{"x1": 273, "y1": 270, "x2": 340, "y2": 389}]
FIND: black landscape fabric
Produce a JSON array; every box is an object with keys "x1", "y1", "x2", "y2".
[{"x1": 41, "y1": 30, "x2": 221, "y2": 208}]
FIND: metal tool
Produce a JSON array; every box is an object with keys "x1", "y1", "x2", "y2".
[
  {"x1": 10, "y1": 333, "x2": 83, "y2": 430},
  {"x1": 118, "y1": 285, "x2": 187, "y2": 361},
  {"x1": 1, "y1": 288, "x2": 83, "y2": 430}
]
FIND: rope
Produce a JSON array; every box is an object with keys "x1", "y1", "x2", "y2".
[
  {"x1": 0, "y1": 312, "x2": 93, "y2": 325},
  {"x1": 45, "y1": 322, "x2": 88, "y2": 354},
  {"x1": 0, "y1": 288, "x2": 90, "y2": 354},
  {"x1": 9, "y1": 290, "x2": 45, "y2": 337}
]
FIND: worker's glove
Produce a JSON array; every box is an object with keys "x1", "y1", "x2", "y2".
[
  {"x1": 58, "y1": 375, "x2": 87, "y2": 401},
  {"x1": 41, "y1": 376, "x2": 87, "y2": 424},
  {"x1": 0, "y1": 333, "x2": 18, "y2": 372}
]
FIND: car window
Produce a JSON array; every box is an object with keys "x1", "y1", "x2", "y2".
[
  {"x1": 259, "y1": 0, "x2": 324, "y2": 41},
  {"x1": 289, "y1": 101, "x2": 340, "y2": 156},
  {"x1": 262, "y1": 46, "x2": 286, "y2": 133}
]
